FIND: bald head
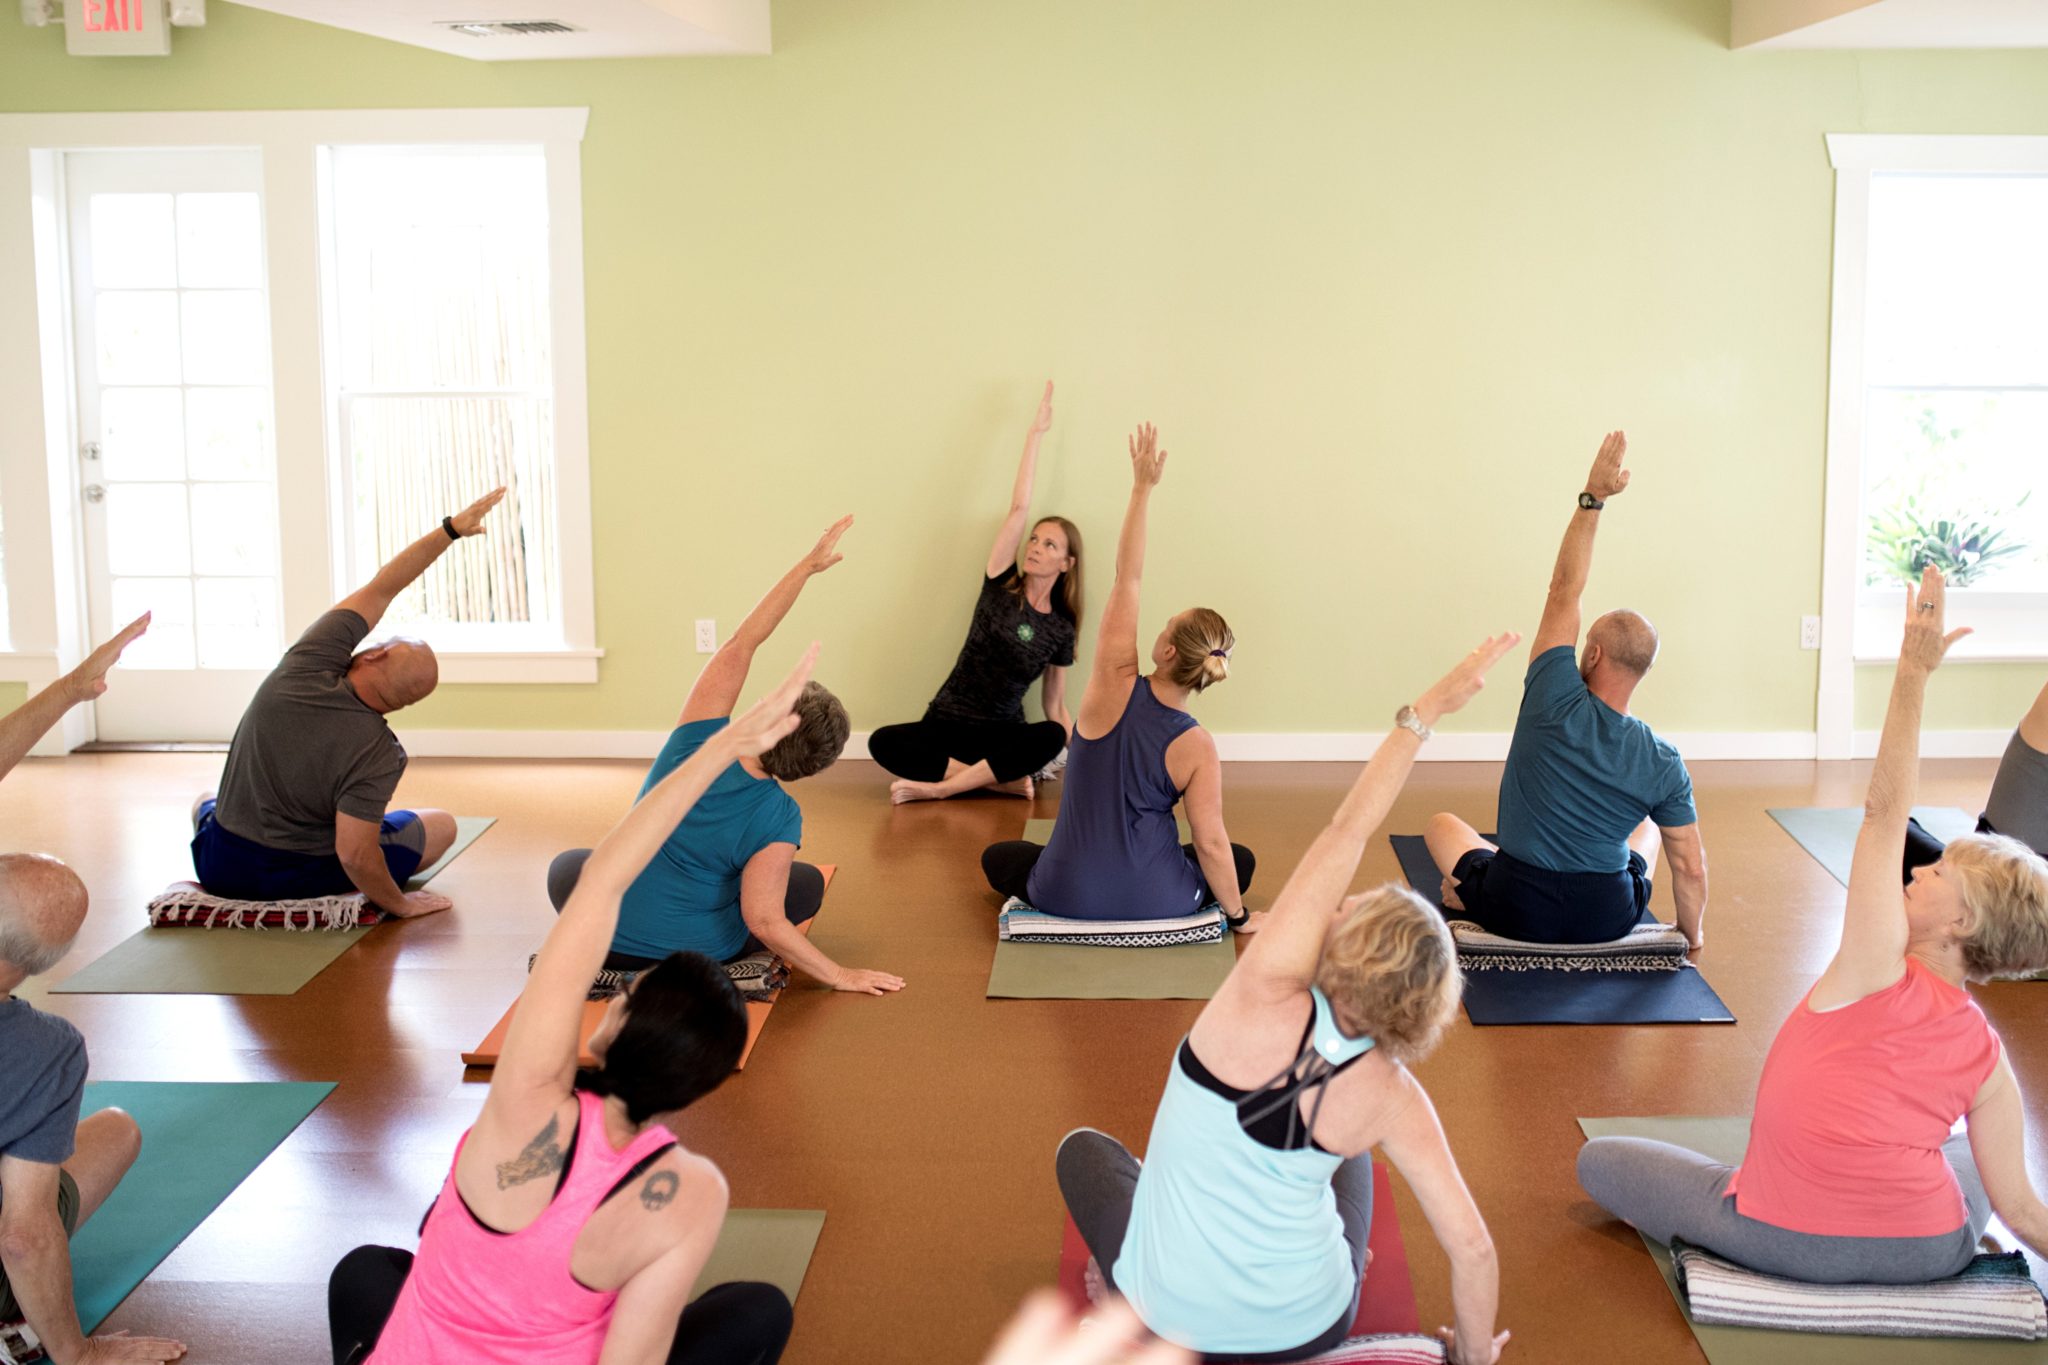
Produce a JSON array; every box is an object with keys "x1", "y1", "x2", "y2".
[
  {"x1": 1586, "y1": 610, "x2": 1660, "y2": 680},
  {"x1": 348, "y1": 638, "x2": 440, "y2": 714},
  {"x1": 0, "y1": 853, "x2": 88, "y2": 980}
]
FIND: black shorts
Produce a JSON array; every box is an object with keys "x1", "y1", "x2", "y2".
[{"x1": 1449, "y1": 846, "x2": 1652, "y2": 944}]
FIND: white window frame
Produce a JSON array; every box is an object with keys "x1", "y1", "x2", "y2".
[
  {"x1": 1817, "y1": 134, "x2": 2048, "y2": 759},
  {"x1": 0, "y1": 108, "x2": 599, "y2": 717}
]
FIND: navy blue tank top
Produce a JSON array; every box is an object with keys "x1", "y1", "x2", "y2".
[{"x1": 1025, "y1": 677, "x2": 1207, "y2": 921}]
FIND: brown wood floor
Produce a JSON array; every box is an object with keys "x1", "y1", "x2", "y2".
[{"x1": 7, "y1": 753, "x2": 2042, "y2": 1365}]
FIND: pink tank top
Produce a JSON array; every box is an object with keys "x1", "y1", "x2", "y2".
[
  {"x1": 1728, "y1": 959, "x2": 2000, "y2": 1238},
  {"x1": 369, "y1": 1091, "x2": 679, "y2": 1364}
]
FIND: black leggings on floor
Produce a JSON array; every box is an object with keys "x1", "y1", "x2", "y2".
[
  {"x1": 867, "y1": 713, "x2": 1066, "y2": 785},
  {"x1": 981, "y1": 841, "x2": 1255, "y2": 905},
  {"x1": 327, "y1": 1245, "x2": 792, "y2": 1365},
  {"x1": 1902, "y1": 813, "x2": 1996, "y2": 884},
  {"x1": 547, "y1": 849, "x2": 825, "y2": 972}
]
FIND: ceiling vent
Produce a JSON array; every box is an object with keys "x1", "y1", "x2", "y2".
[{"x1": 436, "y1": 20, "x2": 583, "y2": 38}]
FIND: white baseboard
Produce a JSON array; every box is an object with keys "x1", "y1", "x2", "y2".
[{"x1": 1852, "y1": 729, "x2": 2010, "y2": 759}]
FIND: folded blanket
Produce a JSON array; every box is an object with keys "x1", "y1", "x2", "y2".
[
  {"x1": 1447, "y1": 918, "x2": 1689, "y2": 973},
  {"x1": 998, "y1": 897, "x2": 1224, "y2": 948},
  {"x1": 1297, "y1": 1338, "x2": 1444, "y2": 1365},
  {"x1": 1672, "y1": 1240, "x2": 2048, "y2": 1340},
  {"x1": 147, "y1": 882, "x2": 383, "y2": 931}
]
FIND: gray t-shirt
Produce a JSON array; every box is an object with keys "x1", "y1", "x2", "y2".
[
  {"x1": 1986, "y1": 728, "x2": 2048, "y2": 858},
  {"x1": 213, "y1": 609, "x2": 408, "y2": 854},
  {"x1": 0, "y1": 998, "x2": 87, "y2": 1167}
]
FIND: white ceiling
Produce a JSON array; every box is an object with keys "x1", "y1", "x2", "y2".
[
  {"x1": 226, "y1": 0, "x2": 771, "y2": 60},
  {"x1": 1735, "y1": 0, "x2": 2048, "y2": 50}
]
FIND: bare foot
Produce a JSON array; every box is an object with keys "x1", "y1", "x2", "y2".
[
  {"x1": 1440, "y1": 876, "x2": 1466, "y2": 912},
  {"x1": 990, "y1": 776, "x2": 1036, "y2": 799},
  {"x1": 890, "y1": 779, "x2": 940, "y2": 805}
]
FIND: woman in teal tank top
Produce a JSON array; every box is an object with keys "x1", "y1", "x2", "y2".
[{"x1": 1055, "y1": 634, "x2": 1521, "y2": 1364}]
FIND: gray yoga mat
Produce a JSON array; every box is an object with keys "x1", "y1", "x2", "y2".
[
  {"x1": 53, "y1": 816, "x2": 496, "y2": 996},
  {"x1": 691, "y1": 1209, "x2": 825, "y2": 1306},
  {"x1": 1768, "y1": 806, "x2": 1976, "y2": 888},
  {"x1": 1576, "y1": 1116, "x2": 2048, "y2": 1364}
]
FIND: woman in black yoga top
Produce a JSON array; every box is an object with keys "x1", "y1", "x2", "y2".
[{"x1": 872, "y1": 381, "x2": 1084, "y2": 803}]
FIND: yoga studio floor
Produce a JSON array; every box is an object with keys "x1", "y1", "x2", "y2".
[{"x1": 9, "y1": 752, "x2": 2046, "y2": 1364}]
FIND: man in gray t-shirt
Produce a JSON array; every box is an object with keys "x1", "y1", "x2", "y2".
[{"x1": 191, "y1": 488, "x2": 505, "y2": 919}]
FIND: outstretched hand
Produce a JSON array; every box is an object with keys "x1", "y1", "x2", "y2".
[
  {"x1": 1438, "y1": 1325, "x2": 1511, "y2": 1365},
  {"x1": 1584, "y1": 430, "x2": 1630, "y2": 502},
  {"x1": 1029, "y1": 381, "x2": 1055, "y2": 438},
  {"x1": 449, "y1": 486, "x2": 508, "y2": 537},
  {"x1": 725, "y1": 644, "x2": 820, "y2": 757},
  {"x1": 1414, "y1": 632, "x2": 1523, "y2": 725},
  {"x1": 805, "y1": 516, "x2": 854, "y2": 576},
  {"x1": 64, "y1": 613, "x2": 150, "y2": 703},
  {"x1": 72, "y1": 1331, "x2": 189, "y2": 1364},
  {"x1": 981, "y1": 1291, "x2": 1192, "y2": 1365},
  {"x1": 1899, "y1": 564, "x2": 1972, "y2": 674},
  {"x1": 1128, "y1": 422, "x2": 1167, "y2": 488}
]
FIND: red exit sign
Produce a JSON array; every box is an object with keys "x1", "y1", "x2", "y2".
[{"x1": 65, "y1": 0, "x2": 171, "y2": 55}]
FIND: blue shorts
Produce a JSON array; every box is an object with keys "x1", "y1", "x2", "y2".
[
  {"x1": 191, "y1": 800, "x2": 426, "y2": 901},
  {"x1": 1449, "y1": 845, "x2": 1652, "y2": 944}
]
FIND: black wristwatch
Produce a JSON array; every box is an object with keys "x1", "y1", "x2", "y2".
[
  {"x1": 442, "y1": 515, "x2": 460, "y2": 541},
  {"x1": 1577, "y1": 491, "x2": 1604, "y2": 511}
]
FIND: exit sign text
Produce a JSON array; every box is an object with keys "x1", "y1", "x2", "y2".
[{"x1": 65, "y1": 0, "x2": 170, "y2": 55}]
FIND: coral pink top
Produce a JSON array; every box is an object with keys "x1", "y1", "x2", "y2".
[
  {"x1": 1728, "y1": 959, "x2": 2000, "y2": 1238},
  {"x1": 370, "y1": 1091, "x2": 678, "y2": 1364}
]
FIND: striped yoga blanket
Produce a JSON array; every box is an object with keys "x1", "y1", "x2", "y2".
[
  {"x1": 998, "y1": 898, "x2": 1225, "y2": 948},
  {"x1": 1672, "y1": 1240, "x2": 2048, "y2": 1340},
  {"x1": 1298, "y1": 1336, "x2": 1444, "y2": 1364},
  {"x1": 1448, "y1": 918, "x2": 1689, "y2": 972},
  {"x1": 147, "y1": 881, "x2": 383, "y2": 931}
]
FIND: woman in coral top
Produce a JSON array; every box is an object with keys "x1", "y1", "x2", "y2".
[
  {"x1": 325, "y1": 650, "x2": 823, "y2": 1365},
  {"x1": 1579, "y1": 567, "x2": 2048, "y2": 1283}
]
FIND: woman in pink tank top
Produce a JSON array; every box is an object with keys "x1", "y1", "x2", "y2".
[
  {"x1": 1580, "y1": 569, "x2": 2048, "y2": 1283},
  {"x1": 326, "y1": 652, "x2": 825, "y2": 1365}
]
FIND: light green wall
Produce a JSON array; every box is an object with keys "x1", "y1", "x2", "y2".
[
  {"x1": 7, "y1": 1, "x2": 2048, "y2": 735},
  {"x1": 0, "y1": 683, "x2": 25, "y2": 716},
  {"x1": 1857, "y1": 663, "x2": 2044, "y2": 731}
]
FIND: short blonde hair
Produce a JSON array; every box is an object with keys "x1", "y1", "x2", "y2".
[
  {"x1": 1164, "y1": 608, "x2": 1235, "y2": 693},
  {"x1": 1944, "y1": 834, "x2": 2048, "y2": 980},
  {"x1": 1313, "y1": 884, "x2": 1462, "y2": 1064}
]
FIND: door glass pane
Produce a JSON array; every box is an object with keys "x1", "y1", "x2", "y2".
[
  {"x1": 96, "y1": 292, "x2": 183, "y2": 384},
  {"x1": 1867, "y1": 175, "x2": 2048, "y2": 388},
  {"x1": 175, "y1": 192, "x2": 262, "y2": 289},
  {"x1": 100, "y1": 388, "x2": 185, "y2": 481},
  {"x1": 89, "y1": 194, "x2": 178, "y2": 289},
  {"x1": 105, "y1": 483, "x2": 192, "y2": 576},
  {"x1": 1862, "y1": 390, "x2": 2048, "y2": 592},
  {"x1": 195, "y1": 578, "x2": 278, "y2": 669},
  {"x1": 111, "y1": 577, "x2": 196, "y2": 669},
  {"x1": 180, "y1": 291, "x2": 269, "y2": 385},
  {"x1": 189, "y1": 483, "x2": 278, "y2": 576},
  {"x1": 185, "y1": 388, "x2": 273, "y2": 480}
]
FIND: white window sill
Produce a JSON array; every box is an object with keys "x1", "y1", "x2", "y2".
[{"x1": 432, "y1": 648, "x2": 603, "y2": 685}]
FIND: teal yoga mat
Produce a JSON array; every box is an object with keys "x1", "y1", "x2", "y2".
[
  {"x1": 70, "y1": 1081, "x2": 332, "y2": 1332},
  {"x1": 1768, "y1": 806, "x2": 1975, "y2": 888}
]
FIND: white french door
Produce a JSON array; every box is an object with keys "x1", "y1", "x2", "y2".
[{"x1": 65, "y1": 150, "x2": 286, "y2": 740}]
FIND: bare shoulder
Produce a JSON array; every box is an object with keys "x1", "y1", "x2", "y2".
[{"x1": 637, "y1": 1148, "x2": 728, "y2": 1218}]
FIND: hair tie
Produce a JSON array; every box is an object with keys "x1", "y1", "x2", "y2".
[{"x1": 1209, "y1": 649, "x2": 1230, "y2": 659}]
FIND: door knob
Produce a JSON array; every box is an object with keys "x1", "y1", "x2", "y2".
[{"x1": 84, "y1": 484, "x2": 105, "y2": 503}]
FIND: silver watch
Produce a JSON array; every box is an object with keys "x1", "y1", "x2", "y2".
[{"x1": 1395, "y1": 704, "x2": 1434, "y2": 742}]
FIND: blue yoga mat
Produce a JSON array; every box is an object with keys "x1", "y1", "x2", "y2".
[{"x1": 69, "y1": 1080, "x2": 333, "y2": 1332}]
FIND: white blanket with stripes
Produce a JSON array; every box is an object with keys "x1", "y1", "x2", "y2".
[
  {"x1": 1448, "y1": 918, "x2": 1691, "y2": 972},
  {"x1": 1673, "y1": 1240, "x2": 2048, "y2": 1340}
]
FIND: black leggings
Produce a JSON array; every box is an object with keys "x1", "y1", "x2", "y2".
[
  {"x1": 327, "y1": 1245, "x2": 791, "y2": 1365},
  {"x1": 1902, "y1": 813, "x2": 1996, "y2": 884},
  {"x1": 547, "y1": 849, "x2": 824, "y2": 972},
  {"x1": 867, "y1": 713, "x2": 1066, "y2": 785},
  {"x1": 981, "y1": 841, "x2": 1255, "y2": 905}
]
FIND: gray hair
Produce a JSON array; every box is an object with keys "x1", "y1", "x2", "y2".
[
  {"x1": 0, "y1": 853, "x2": 86, "y2": 978},
  {"x1": 1589, "y1": 610, "x2": 1660, "y2": 678},
  {"x1": 0, "y1": 919, "x2": 71, "y2": 977}
]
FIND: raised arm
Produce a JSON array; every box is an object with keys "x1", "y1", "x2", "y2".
[
  {"x1": 1231, "y1": 633, "x2": 1521, "y2": 1000},
  {"x1": 335, "y1": 487, "x2": 505, "y2": 631},
  {"x1": 984, "y1": 382, "x2": 1055, "y2": 580},
  {"x1": 1530, "y1": 431, "x2": 1629, "y2": 662},
  {"x1": 1078, "y1": 424, "x2": 1165, "y2": 730},
  {"x1": 1814, "y1": 566, "x2": 1971, "y2": 1008},
  {"x1": 1376, "y1": 1073, "x2": 1506, "y2": 1365},
  {"x1": 680, "y1": 518, "x2": 849, "y2": 725},
  {"x1": 0, "y1": 615, "x2": 148, "y2": 782}
]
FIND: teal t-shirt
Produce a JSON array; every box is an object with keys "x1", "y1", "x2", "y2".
[
  {"x1": 1495, "y1": 646, "x2": 1696, "y2": 873},
  {"x1": 611, "y1": 718, "x2": 804, "y2": 961}
]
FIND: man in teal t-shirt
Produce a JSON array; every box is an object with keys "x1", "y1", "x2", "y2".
[{"x1": 1423, "y1": 432, "x2": 1710, "y2": 948}]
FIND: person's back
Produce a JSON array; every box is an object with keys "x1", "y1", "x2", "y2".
[{"x1": 1026, "y1": 678, "x2": 1203, "y2": 921}]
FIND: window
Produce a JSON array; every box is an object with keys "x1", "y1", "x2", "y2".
[{"x1": 324, "y1": 145, "x2": 562, "y2": 649}]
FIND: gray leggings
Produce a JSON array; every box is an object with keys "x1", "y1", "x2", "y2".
[
  {"x1": 1577, "y1": 1132, "x2": 1989, "y2": 1284},
  {"x1": 1054, "y1": 1128, "x2": 1369, "y2": 1363}
]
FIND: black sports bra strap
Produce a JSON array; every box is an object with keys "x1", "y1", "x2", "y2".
[{"x1": 597, "y1": 1141, "x2": 680, "y2": 1211}]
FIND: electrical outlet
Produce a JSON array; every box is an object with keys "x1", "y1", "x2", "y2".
[
  {"x1": 1800, "y1": 615, "x2": 1821, "y2": 650},
  {"x1": 695, "y1": 619, "x2": 717, "y2": 653}
]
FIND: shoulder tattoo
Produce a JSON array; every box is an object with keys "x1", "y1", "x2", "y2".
[
  {"x1": 495, "y1": 1113, "x2": 567, "y2": 1190},
  {"x1": 639, "y1": 1169, "x2": 681, "y2": 1212}
]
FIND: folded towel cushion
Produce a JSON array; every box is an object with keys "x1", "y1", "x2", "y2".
[
  {"x1": 1446, "y1": 918, "x2": 1690, "y2": 973},
  {"x1": 1296, "y1": 1337, "x2": 1445, "y2": 1365},
  {"x1": 998, "y1": 897, "x2": 1225, "y2": 948},
  {"x1": 147, "y1": 882, "x2": 382, "y2": 931},
  {"x1": 1672, "y1": 1240, "x2": 2048, "y2": 1341},
  {"x1": 523, "y1": 950, "x2": 788, "y2": 1003}
]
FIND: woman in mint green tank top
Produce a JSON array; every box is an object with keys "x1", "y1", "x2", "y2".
[{"x1": 1055, "y1": 634, "x2": 1520, "y2": 1364}]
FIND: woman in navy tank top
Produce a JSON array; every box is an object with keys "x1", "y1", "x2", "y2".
[{"x1": 981, "y1": 422, "x2": 1256, "y2": 926}]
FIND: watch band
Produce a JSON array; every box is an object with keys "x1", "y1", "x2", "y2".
[
  {"x1": 1395, "y1": 704, "x2": 1434, "y2": 742},
  {"x1": 1578, "y1": 491, "x2": 1605, "y2": 511},
  {"x1": 442, "y1": 515, "x2": 460, "y2": 541}
]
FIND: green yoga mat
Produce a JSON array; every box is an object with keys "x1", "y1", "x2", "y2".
[
  {"x1": 52, "y1": 816, "x2": 496, "y2": 996},
  {"x1": 692, "y1": 1209, "x2": 825, "y2": 1306},
  {"x1": 1768, "y1": 806, "x2": 1975, "y2": 888},
  {"x1": 70, "y1": 1080, "x2": 332, "y2": 1333},
  {"x1": 1576, "y1": 1116, "x2": 2048, "y2": 1364}
]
